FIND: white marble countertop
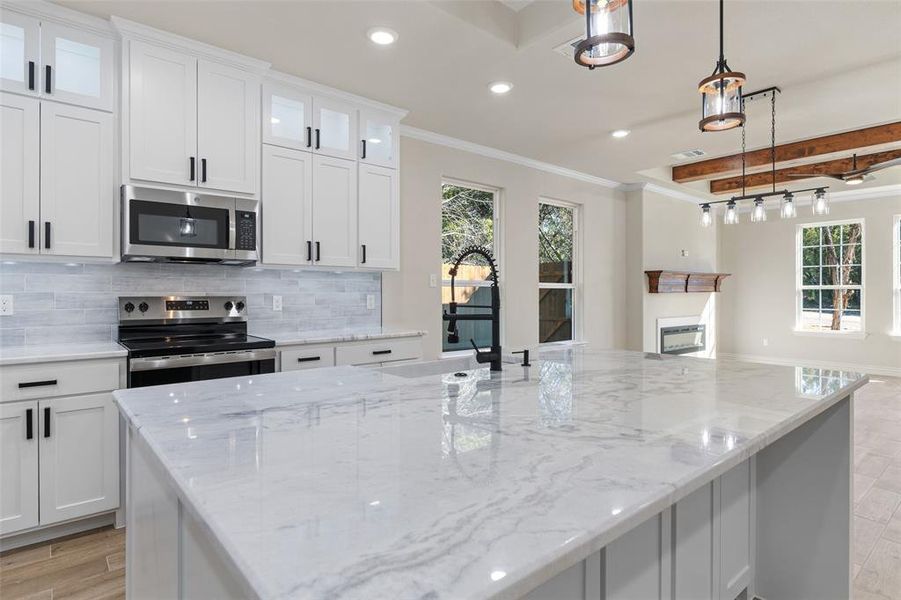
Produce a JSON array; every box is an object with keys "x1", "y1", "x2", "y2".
[
  {"x1": 261, "y1": 328, "x2": 426, "y2": 347},
  {"x1": 0, "y1": 342, "x2": 127, "y2": 366},
  {"x1": 113, "y1": 347, "x2": 867, "y2": 600}
]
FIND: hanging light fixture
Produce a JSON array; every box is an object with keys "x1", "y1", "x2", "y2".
[
  {"x1": 812, "y1": 188, "x2": 830, "y2": 215},
  {"x1": 573, "y1": 0, "x2": 634, "y2": 69},
  {"x1": 723, "y1": 200, "x2": 739, "y2": 225},
  {"x1": 781, "y1": 192, "x2": 796, "y2": 219},
  {"x1": 750, "y1": 197, "x2": 767, "y2": 222},
  {"x1": 700, "y1": 203, "x2": 713, "y2": 227},
  {"x1": 698, "y1": 0, "x2": 745, "y2": 132}
]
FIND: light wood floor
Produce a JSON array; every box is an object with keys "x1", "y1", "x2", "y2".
[{"x1": 0, "y1": 526, "x2": 124, "y2": 600}]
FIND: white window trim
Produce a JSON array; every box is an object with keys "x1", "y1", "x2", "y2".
[
  {"x1": 794, "y1": 218, "x2": 866, "y2": 336},
  {"x1": 538, "y1": 197, "x2": 581, "y2": 345},
  {"x1": 893, "y1": 214, "x2": 901, "y2": 338},
  {"x1": 440, "y1": 177, "x2": 505, "y2": 351}
]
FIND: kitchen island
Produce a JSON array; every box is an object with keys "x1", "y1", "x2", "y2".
[{"x1": 114, "y1": 347, "x2": 867, "y2": 600}]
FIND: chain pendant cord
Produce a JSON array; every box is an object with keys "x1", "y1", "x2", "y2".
[
  {"x1": 771, "y1": 92, "x2": 777, "y2": 193},
  {"x1": 741, "y1": 123, "x2": 746, "y2": 197}
]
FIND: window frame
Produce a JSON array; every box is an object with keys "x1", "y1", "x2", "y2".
[
  {"x1": 794, "y1": 218, "x2": 866, "y2": 337},
  {"x1": 893, "y1": 215, "x2": 901, "y2": 336},
  {"x1": 440, "y1": 178, "x2": 504, "y2": 355},
  {"x1": 538, "y1": 197, "x2": 581, "y2": 345}
]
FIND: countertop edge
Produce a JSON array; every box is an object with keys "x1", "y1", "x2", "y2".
[
  {"x1": 0, "y1": 345, "x2": 128, "y2": 366},
  {"x1": 267, "y1": 330, "x2": 426, "y2": 347}
]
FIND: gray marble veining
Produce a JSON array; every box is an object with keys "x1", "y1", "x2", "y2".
[
  {"x1": 113, "y1": 347, "x2": 867, "y2": 600},
  {"x1": 0, "y1": 342, "x2": 127, "y2": 366}
]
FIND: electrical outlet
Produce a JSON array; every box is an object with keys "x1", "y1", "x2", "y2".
[
  {"x1": 366, "y1": 294, "x2": 376, "y2": 310},
  {"x1": 0, "y1": 295, "x2": 12, "y2": 316},
  {"x1": 272, "y1": 295, "x2": 282, "y2": 311},
  {"x1": 681, "y1": 249, "x2": 689, "y2": 257},
  {"x1": 429, "y1": 274, "x2": 438, "y2": 288},
  {"x1": 762, "y1": 338, "x2": 769, "y2": 347}
]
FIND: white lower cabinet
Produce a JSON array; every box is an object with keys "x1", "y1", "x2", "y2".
[
  {"x1": 718, "y1": 460, "x2": 752, "y2": 600},
  {"x1": 674, "y1": 483, "x2": 715, "y2": 600},
  {"x1": 0, "y1": 402, "x2": 39, "y2": 536},
  {"x1": 280, "y1": 344, "x2": 336, "y2": 371}
]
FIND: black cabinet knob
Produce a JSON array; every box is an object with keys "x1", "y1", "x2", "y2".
[
  {"x1": 224, "y1": 301, "x2": 234, "y2": 311},
  {"x1": 138, "y1": 302, "x2": 149, "y2": 313},
  {"x1": 124, "y1": 302, "x2": 135, "y2": 313},
  {"x1": 235, "y1": 301, "x2": 245, "y2": 312}
]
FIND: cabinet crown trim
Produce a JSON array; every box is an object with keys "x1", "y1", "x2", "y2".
[
  {"x1": 111, "y1": 16, "x2": 271, "y2": 73},
  {"x1": 264, "y1": 72, "x2": 407, "y2": 119},
  {"x1": 2, "y1": 0, "x2": 116, "y2": 37}
]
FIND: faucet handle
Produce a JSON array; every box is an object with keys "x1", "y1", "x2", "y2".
[
  {"x1": 512, "y1": 349, "x2": 531, "y2": 366},
  {"x1": 469, "y1": 339, "x2": 483, "y2": 354}
]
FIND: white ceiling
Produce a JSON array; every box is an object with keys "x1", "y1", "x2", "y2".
[{"x1": 60, "y1": 0, "x2": 901, "y2": 196}]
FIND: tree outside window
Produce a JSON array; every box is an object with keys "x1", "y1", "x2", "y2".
[
  {"x1": 539, "y1": 201, "x2": 577, "y2": 343},
  {"x1": 798, "y1": 221, "x2": 863, "y2": 332}
]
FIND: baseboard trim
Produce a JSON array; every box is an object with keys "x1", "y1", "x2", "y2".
[
  {"x1": 718, "y1": 352, "x2": 901, "y2": 378},
  {"x1": 0, "y1": 512, "x2": 116, "y2": 552}
]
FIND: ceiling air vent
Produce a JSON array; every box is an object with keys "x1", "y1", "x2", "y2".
[
  {"x1": 671, "y1": 149, "x2": 707, "y2": 162},
  {"x1": 553, "y1": 35, "x2": 584, "y2": 58}
]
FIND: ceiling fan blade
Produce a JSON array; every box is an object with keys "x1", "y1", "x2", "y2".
[
  {"x1": 861, "y1": 157, "x2": 901, "y2": 174},
  {"x1": 786, "y1": 173, "x2": 842, "y2": 179}
]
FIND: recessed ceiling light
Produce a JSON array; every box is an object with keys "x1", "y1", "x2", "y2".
[
  {"x1": 611, "y1": 129, "x2": 631, "y2": 138},
  {"x1": 489, "y1": 81, "x2": 513, "y2": 95},
  {"x1": 368, "y1": 27, "x2": 397, "y2": 46}
]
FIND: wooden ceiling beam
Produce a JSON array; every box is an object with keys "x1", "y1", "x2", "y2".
[
  {"x1": 672, "y1": 122, "x2": 901, "y2": 183},
  {"x1": 708, "y1": 149, "x2": 901, "y2": 194}
]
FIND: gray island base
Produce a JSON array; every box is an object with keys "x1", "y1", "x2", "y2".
[{"x1": 114, "y1": 347, "x2": 867, "y2": 599}]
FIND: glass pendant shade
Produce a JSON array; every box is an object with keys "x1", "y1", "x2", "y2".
[
  {"x1": 723, "y1": 201, "x2": 739, "y2": 225},
  {"x1": 750, "y1": 198, "x2": 767, "y2": 222},
  {"x1": 699, "y1": 69, "x2": 745, "y2": 132},
  {"x1": 700, "y1": 204, "x2": 713, "y2": 227},
  {"x1": 780, "y1": 193, "x2": 796, "y2": 219},
  {"x1": 812, "y1": 189, "x2": 830, "y2": 215},
  {"x1": 573, "y1": 0, "x2": 634, "y2": 69}
]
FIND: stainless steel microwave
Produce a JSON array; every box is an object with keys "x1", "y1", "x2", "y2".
[{"x1": 121, "y1": 186, "x2": 259, "y2": 265}]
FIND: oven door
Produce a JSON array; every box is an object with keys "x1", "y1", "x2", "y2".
[
  {"x1": 127, "y1": 349, "x2": 276, "y2": 388},
  {"x1": 122, "y1": 185, "x2": 235, "y2": 262}
]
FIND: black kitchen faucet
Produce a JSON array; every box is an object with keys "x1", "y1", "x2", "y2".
[{"x1": 442, "y1": 246, "x2": 502, "y2": 372}]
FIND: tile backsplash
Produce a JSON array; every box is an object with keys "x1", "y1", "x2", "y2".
[{"x1": 0, "y1": 261, "x2": 381, "y2": 346}]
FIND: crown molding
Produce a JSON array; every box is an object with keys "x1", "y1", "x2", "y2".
[
  {"x1": 619, "y1": 182, "x2": 708, "y2": 205},
  {"x1": 265, "y1": 72, "x2": 407, "y2": 119},
  {"x1": 829, "y1": 183, "x2": 901, "y2": 203},
  {"x1": 400, "y1": 126, "x2": 621, "y2": 189},
  {"x1": 111, "y1": 16, "x2": 270, "y2": 73},
  {"x1": 2, "y1": 0, "x2": 114, "y2": 36}
]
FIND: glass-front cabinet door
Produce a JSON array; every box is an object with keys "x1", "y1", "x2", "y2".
[
  {"x1": 312, "y1": 96, "x2": 357, "y2": 161},
  {"x1": 40, "y1": 21, "x2": 114, "y2": 111},
  {"x1": 262, "y1": 83, "x2": 312, "y2": 151},
  {"x1": 360, "y1": 109, "x2": 398, "y2": 169},
  {"x1": 0, "y1": 12, "x2": 40, "y2": 96}
]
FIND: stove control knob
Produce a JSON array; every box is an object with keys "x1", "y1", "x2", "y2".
[
  {"x1": 224, "y1": 301, "x2": 234, "y2": 311},
  {"x1": 123, "y1": 302, "x2": 135, "y2": 313},
  {"x1": 235, "y1": 301, "x2": 245, "y2": 312},
  {"x1": 138, "y1": 302, "x2": 149, "y2": 313}
]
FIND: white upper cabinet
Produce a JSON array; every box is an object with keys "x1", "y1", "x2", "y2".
[
  {"x1": 313, "y1": 96, "x2": 357, "y2": 161},
  {"x1": 40, "y1": 21, "x2": 114, "y2": 111},
  {"x1": 40, "y1": 102, "x2": 113, "y2": 257},
  {"x1": 0, "y1": 12, "x2": 40, "y2": 96},
  {"x1": 360, "y1": 109, "x2": 398, "y2": 169},
  {"x1": 197, "y1": 60, "x2": 259, "y2": 194},
  {"x1": 312, "y1": 155, "x2": 357, "y2": 268},
  {"x1": 0, "y1": 93, "x2": 40, "y2": 255},
  {"x1": 261, "y1": 145, "x2": 313, "y2": 266},
  {"x1": 358, "y1": 164, "x2": 399, "y2": 269},
  {"x1": 128, "y1": 41, "x2": 197, "y2": 187},
  {"x1": 262, "y1": 83, "x2": 312, "y2": 151}
]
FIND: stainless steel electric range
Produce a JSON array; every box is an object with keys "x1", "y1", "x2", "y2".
[{"x1": 117, "y1": 296, "x2": 276, "y2": 388}]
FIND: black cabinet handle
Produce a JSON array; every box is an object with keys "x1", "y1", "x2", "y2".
[
  {"x1": 43, "y1": 407, "x2": 50, "y2": 438},
  {"x1": 297, "y1": 356, "x2": 321, "y2": 363},
  {"x1": 28, "y1": 220, "x2": 35, "y2": 248},
  {"x1": 362, "y1": 139, "x2": 367, "y2": 159},
  {"x1": 44, "y1": 222, "x2": 50, "y2": 249},
  {"x1": 28, "y1": 61, "x2": 35, "y2": 91},
  {"x1": 315, "y1": 128, "x2": 320, "y2": 150},
  {"x1": 372, "y1": 349, "x2": 392, "y2": 356},
  {"x1": 315, "y1": 241, "x2": 320, "y2": 262},
  {"x1": 44, "y1": 65, "x2": 51, "y2": 94},
  {"x1": 361, "y1": 244, "x2": 367, "y2": 264},
  {"x1": 26, "y1": 409, "x2": 33, "y2": 440},
  {"x1": 201, "y1": 158, "x2": 207, "y2": 183},
  {"x1": 306, "y1": 126, "x2": 312, "y2": 148},
  {"x1": 19, "y1": 379, "x2": 58, "y2": 389},
  {"x1": 306, "y1": 240, "x2": 312, "y2": 262},
  {"x1": 189, "y1": 157, "x2": 195, "y2": 181}
]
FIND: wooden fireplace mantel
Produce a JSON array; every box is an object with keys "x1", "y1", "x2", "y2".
[{"x1": 645, "y1": 271, "x2": 731, "y2": 293}]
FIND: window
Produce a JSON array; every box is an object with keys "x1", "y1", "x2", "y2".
[
  {"x1": 797, "y1": 220, "x2": 864, "y2": 333},
  {"x1": 894, "y1": 215, "x2": 901, "y2": 334},
  {"x1": 441, "y1": 181, "x2": 499, "y2": 353},
  {"x1": 539, "y1": 200, "x2": 578, "y2": 343}
]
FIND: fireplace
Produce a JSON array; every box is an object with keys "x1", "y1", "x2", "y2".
[{"x1": 659, "y1": 324, "x2": 706, "y2": 355}]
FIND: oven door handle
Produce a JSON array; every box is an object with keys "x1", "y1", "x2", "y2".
[{"x1": 129, "y1": 348, "x2": 277, "y2": 372}]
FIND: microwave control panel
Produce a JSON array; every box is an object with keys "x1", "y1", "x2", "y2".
[{"x1": 235, "y1": 211, "x2": 257, "y2": 251}]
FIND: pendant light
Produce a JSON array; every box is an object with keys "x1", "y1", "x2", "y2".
[
  {"x1": 573, "y1": 0, "x2": 634, "y2": 69},
  {"x1": 812, "y1": 188, "x2": 830, "y2": 215},
  {"x1": 698, "y1": 0, "x2": 745, "y2": 132},
  {"x1": 723, "y1": 200, "x2": 739, "y2": 225},
  {"x1": 781, "y1": 192, "x2": 796, "y2": 219},
  {"x1": 750, "y1": 197, "x2": 767, "y2": 222},
  {"x1": 700, "y1": 204, "x2": 713, "y2": 227}
]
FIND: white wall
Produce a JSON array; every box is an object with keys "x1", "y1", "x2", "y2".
[
  {"x1": 718, "y1": 194, "x2": 901, "y2": 375},
  {"x1": 382, "y1": 136, "x2": 627, "y2": 360}
]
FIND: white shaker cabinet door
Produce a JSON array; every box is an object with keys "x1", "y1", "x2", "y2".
[
  {"x1": 674, "y1": 483, "x2": 715, "y2": 600},
  {"x1": 357, "y1": 163, "x2": 398, "y2": 269},
  {"x1": 40, "y1": 102, "x2": 113, "y2": 258},
  {"x1": 0, "y1": 401, "x2": 39, "y2": 536},
  {"x1": 312, "y1": 96, "x2": 357, "y2": 161},
  {"x1": 719, "y1": 460, "x2": 752, "y2": 600},
  {"x1": 128, "y1": 41, "x2": 197, "y2": 187},
  {"x1": 0, "y1": 93, "x2": 40, "y2": 254},
  {"x1": 40, "y1": 21, "x2": 114, "y2": 111},
  {"x1": 39, "y1": 393, "x2": 119, "y2": 525},
  {"x1": 359, "y1": 109, "x2": 398, "y2": 169},
  {"x1": 197, "y1": 60, "x2": 259, "y2": 194},
  {"x1": 312, "y1": 155, "x2": 357, "y2": 268},
  {"x1": 605, "y1": 514, "x2": 663, "y2": 600},
  {"x1": 0, "y1": 11, "x2": 40, "y2": 96},
  {"x1": 262, "y1": 83, "x2": 312, "y2": 152},
  {"x1": 261, "y1": 145, "x2": 313, "y2": 265}
]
